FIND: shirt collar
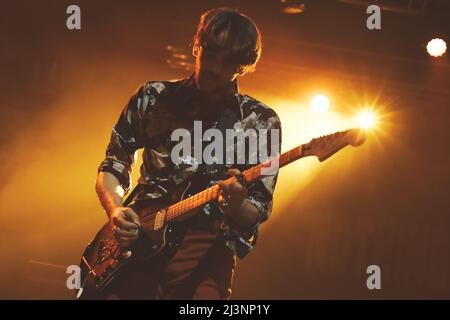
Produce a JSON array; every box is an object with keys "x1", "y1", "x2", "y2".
[
  {"x1": 175, "y1": 74, "x2": 242, "y2": 118},
  {"x1": 180, "y1": 73, "x2": 239, "y2": 94}
]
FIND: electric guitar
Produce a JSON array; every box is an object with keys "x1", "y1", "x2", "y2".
[{"x1": 77, "y1": 128, "x2": 366, "y2": 299}]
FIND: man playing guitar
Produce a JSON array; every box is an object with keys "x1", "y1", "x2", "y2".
[{"x1": 94, "y1": 7, "x2": 281, "y2": 299}]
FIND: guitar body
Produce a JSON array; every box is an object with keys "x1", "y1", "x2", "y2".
[{"x1": 77, "y1": 176, "x2": 206, "y2": 300}]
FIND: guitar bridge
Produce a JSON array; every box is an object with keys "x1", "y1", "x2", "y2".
[{"x1": 96, "y1": 239, "x2": 118, "y2": 264}]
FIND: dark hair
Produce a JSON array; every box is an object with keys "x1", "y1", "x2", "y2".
[{"x1": 194, "y1": 8, "x2": 262, "y2": 74}]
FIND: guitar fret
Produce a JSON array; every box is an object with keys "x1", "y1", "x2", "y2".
[{"x1": 165, "y1": 185, "x2": 219, "y2": 222}]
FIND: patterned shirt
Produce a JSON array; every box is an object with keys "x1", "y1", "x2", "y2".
[{"x1": 98, "y1": 75, "x2": 282, "y2": 258}]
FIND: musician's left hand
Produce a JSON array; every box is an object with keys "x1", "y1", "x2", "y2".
[{"x1": 218, "y1": 169, "x2": 258, "y2": 231}]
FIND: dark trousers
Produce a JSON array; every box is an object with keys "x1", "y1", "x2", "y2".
[{"x1": 105, "y1": 228, "x2": 236, "y2": 300}]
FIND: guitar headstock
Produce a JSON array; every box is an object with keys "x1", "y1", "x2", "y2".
[{"x1": 303, "y1": 128, "x2": 366, "y2": 162}]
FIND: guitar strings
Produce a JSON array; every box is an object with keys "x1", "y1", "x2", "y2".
[{"x1": 136, "y1": 162, "x2": 271, "y2": 228}]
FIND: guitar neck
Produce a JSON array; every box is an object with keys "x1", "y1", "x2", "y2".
[{"x1": 164, "y1": 144, "x2": 306, "y2": 222}]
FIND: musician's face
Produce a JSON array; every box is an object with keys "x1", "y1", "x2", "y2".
[{"x1": 194, "y1": 44, "x2": 241, "y2": 94}]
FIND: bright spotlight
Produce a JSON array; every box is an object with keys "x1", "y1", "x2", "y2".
[
  {"x1": 310, "y1": 94, "x2": 330, "y2": 113},
  {"x1": 427, "y1": 38, "x2": 447, "y2": 57},
  {"x1": 358, "y1": 110, "x2": 376, "y2": 129}
]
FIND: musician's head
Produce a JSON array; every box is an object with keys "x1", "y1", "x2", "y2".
[{"x1": 193, "y1": 8, "x2": 262, "y2": 93}]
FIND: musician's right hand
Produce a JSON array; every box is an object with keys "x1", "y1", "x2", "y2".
[{"x1": 110, "y1": 207, "x2": 140, "y2": 248}]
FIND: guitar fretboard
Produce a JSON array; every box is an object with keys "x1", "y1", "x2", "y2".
[{"x1": 163, "y1": 144, "x2": 304, "y2": 222}]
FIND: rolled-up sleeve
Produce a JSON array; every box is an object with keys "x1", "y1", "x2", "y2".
[
  {"x1": 225, "y1": 111, "x2": 282, "y2": 258},
  {"x1": 98, "y1": 83, "x2": 151, "y2": 194},
  {"x1": 246, "y1": 111, "x2": 282, "y2": 224}
]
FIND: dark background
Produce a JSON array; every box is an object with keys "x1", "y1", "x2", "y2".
[{"x1": 0, "y1": 0, "x2": 449, "y2": 299}]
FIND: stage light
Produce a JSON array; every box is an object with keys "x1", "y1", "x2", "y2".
[
  {"x1": 426, "y1": 38, "x2": 447, "y2": 57},
  {"x1": 310, "y1": 94, "x2": 330, "y2": 113},
  {"x1": 280, "y1": 0, "x2": 305, "y2": 14},
  {"x1": 357, "y1": 110, "x2": 376, "y2": 129},
  {"x1": 281, "y1": 4, "x2": 305, "y2": 14}
]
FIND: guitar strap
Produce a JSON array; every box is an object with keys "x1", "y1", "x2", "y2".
[{"x1": 123, "y1": 183, "x2": 144, "y2": 207}]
